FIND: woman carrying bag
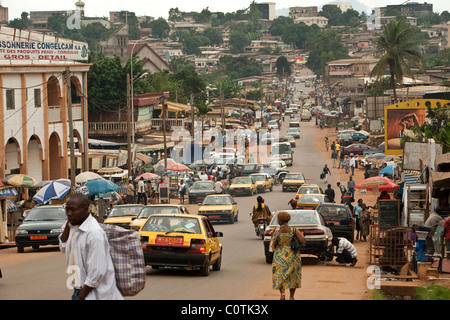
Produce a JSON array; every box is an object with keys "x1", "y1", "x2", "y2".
[{"x1": 270, "y1": 211, "x2": 306, "y2": 300}]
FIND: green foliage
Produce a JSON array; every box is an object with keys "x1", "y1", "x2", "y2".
[
  {"x1": 229, "y1": 30, "x2": 251, "y2": 54},
  {"x1": 371, "y1": 18, "x2": 425, "y2": 101},
  {"x1": 415, "y1": 285, "x2": 450, "y2": 300},
  {"x1": 149, "y1": 18, "x2": 170, "y2": 40},
  {"x1": 305, "y1": 31, "x2": 349, "y2": 77},
  {"x1": 276, "y1": 56, "x2": 291, "y2": 77},
  {"x1": 8, "y1": 12, "x2": 31, "y2": 29}
]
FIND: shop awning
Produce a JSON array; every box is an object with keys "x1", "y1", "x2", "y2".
[
  {"x1": 7, "y1": 199, "x2": 18, "y2": 212},
  {"x1": 0, "y1": 186, "x2": 18, "y2": 199}
]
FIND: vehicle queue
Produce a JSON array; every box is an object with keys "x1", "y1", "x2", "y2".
[{"x1": 12, "y1": 97, "x2": 364, "y2": 277}]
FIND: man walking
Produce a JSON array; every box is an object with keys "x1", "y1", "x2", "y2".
[
  {"x1": 324, "y1": 184, "x2": 335, "y2": 203},
  {"x1": 349, "y1": 155, "x2": 356, "y2": 176},
  {"x1": 59, "y1": 193, "x2": 123, "y2": 300},
  {"x1": 136, "y1": 177, "x2": 147, "y2": 205},
  {"x1": 337, "y1": 182, "x2": 346, "y2": 203},
  {"x1": 347, "y1": 176, "x2": 356, "y2": 198},
  {"x1": 321, "y1": 164, "x2": 331, "y2": 183}
]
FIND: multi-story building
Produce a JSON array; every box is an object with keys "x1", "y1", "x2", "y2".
[
  {"x1": 289, "y1": 6, "x2": 318, "y2": 19},
  {"x1": 256, "y1": 2, "x2": 276, "y2": 21},
  {"x1": 0, "y1": 4, "x2": 8, "y2": 23}
]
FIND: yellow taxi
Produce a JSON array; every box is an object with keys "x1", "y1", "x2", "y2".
[
  {"x1": 301, "y1": 110, "x2": 312, "y2": 121},
  {"x1": 129, "y1": 204, "x2": 191, "y2": 231},
  {"x1": 282, "y1": 172, "x2": 306, "y2": 192},
  {"x1": 289, "y1": 119, "x2": 300, "y2": 127},
  {"x1": 198, "y1": 194, "x2": 239, "y2": 224},
  {"x1": 285, "y1": 109, "x2": 293, "y2": 117},
  {"x1": 250, "y1": 173, "x2": 274, "y2": 193},
  {"x1": 229, "y1": 176, "x2": 257, "y2": 196},
  {"x1": 269, "y1": 159, "x2": 287, "y2": 170},
  {"x1": 286, "y1": 135, "x2": 296, "y2": 147},
  {"x1": 296, "y1": 194, "x2": 329, "y2": 209},
  {"x1": 140, "y1": 214, "x2": 223, "y2": 276},
  {"x1": 103, "y1": 204, "x2": 145, "y2": 229},
  {"x1": 295, "y1": 184, "x2": 323, "y2": 203}
]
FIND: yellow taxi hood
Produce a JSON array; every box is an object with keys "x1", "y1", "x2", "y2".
[
  {"x1": 103, "y1": 216, "x2": 135, "y2": 224},
  {"x1": 283, "y1": 178, "x2": 305, "y2": 183},
  {"x1": 198, "y1": 204, "x2": 233, "y2": 212}
]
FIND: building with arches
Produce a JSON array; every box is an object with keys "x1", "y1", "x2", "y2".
[{"x1": 0, "y1": 28, "x2": 91, "y2": 182}]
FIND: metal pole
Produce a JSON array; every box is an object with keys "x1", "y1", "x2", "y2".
[
  {"x1": 65, "y1": 68, "x2": 76, "y2": 189},
  {"x1": 161, "y1": 96, "x2": 168, "y2": 168},
  {"x1": 127, "y1": 74, "x2": 132, "y2": 176}
]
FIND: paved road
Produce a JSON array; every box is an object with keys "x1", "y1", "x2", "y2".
[{"x1": 0, "y1": 108, "x2": 369, "y2": 300}]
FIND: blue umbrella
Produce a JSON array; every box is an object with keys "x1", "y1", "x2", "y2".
[
  {"x1": 33, "y1": 179, "x2": 71, "y2": 204},
  {"x1": 379, "y1": 165, "x2": 394, "y2": 176},
  {"x1": 85, "y1": 178, "x2": 120, "y2": 195}
]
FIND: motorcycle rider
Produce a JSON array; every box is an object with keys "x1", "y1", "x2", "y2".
[{"x1": 251, "y1": 196, "x2": 272, "y2": 228}]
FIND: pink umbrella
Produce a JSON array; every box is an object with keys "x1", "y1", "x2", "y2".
[
  {"x1": 355, "y1": 176, "x2": 400, "y2": 192},
  {"x1": 135, "y1": 172, "x2": 160, "y2": 180},
  {"x1": 166, "y1": 163, "x2": 191, "y2": 172}
]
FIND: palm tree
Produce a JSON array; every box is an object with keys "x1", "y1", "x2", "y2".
[
  {"x1": 371, "y1": 18, "x2": 425, "y2": 102},
  {"x1": 196, "y1": 100, "x2": 212, "y2": 131}
]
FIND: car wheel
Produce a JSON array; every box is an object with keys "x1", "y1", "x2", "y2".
[
  {"x1": 212, "y1": 251, "x2": 222, "y2": 271},
  {"x1": 200, "y1": 258, "x2": 210, "y2": 276},
  {"x1": 230, "y1": 214, "x2": 235, "y2": 224},
  {"x1": 270, "y1": 185, "x2": 273, "y2": 192},
  {"x1": 17, "y1": 244, "x2": 24, "y2": 253},
  {"x1": 234, "y1": 211, "x2": 239, "y2": 222}
]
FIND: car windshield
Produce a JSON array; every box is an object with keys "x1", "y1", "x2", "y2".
[
  {"x1": 250, "y1": 175, "x2": 265, "y2": 181},
  {"x1": 191, "y1": 182, "x2": 213, "y2": 190},
  {"x1": 202, "y1": 196, "x2": 233, "y2": 205},
  {"x1": 24, "y1": 207, "x2": 66, "y2": 221},
  {"x1": 317, "y1": 206, "x2": 349, "y2": 218},
  {"x1": 299, "y1": 194, "x2": 325, "y2": 203},
  {"x1": 109, "y1": 205, "x2": 143, "y2": 217},
  {"x1": 142, "y1": 216, "x2": 201, "y2": 234},
  {"x1": 271, "y1": 211, "x2": 319, "y2": 226},
  {"x1": 137, "y1": 206, "x2": 181, "y2": 218},
  {"x1": 272, "y1": 144, "x2": 291, "y2": 155},
  {"x1": 233, "y1": 177, "x2": 252, "y2": 184},
  {"x1": 298, "y1": 187, "x2": 319, "y2": 194},
  {"x1": 285, "y1": 173, "x2": 304, "y2": 180}
]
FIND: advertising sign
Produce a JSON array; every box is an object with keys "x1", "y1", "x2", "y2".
[
  {"x1": 384, "y1": 99, "x2": 449, "y2": 155},
  {"x1": 0, "y1": 26, "x2": 88, "y2": 61}
]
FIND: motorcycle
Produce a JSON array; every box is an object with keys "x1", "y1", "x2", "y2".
[{"x1": 255, "y1": 218, "x2": 268, "y2": 240}]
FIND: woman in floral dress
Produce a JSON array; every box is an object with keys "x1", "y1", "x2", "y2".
[{"x1": 270, "y1": 211, "x2": 306, "y2": 300}]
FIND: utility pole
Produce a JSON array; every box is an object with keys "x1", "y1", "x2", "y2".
[
  {"x1": 220, "y1": 87, "x2": 224, "y2": 135},
  {"x1": 126, "y1": 73, "x2": 132, "y2": 176},
  {"x1": 161, "y1": 95, "x2": 168, "y2": 168},
  {"x1": 190, "y1": 93, "x2": 194, "y2": 139},
  {"x1": 65, "y1": 67, "x2": 76, "y2": 189}
]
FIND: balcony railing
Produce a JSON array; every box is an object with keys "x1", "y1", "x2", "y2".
[{"x1": 88, "y1": 118, "x2": 187, "y2": 136}]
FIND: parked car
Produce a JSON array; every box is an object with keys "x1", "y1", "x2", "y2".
[
  {"x1": 342, "y1": 143, "x2": 377, "y2": 155},
  {"x1": 316, "y1": 203, "x2": 355, "y2": 242},
  {"x1": 229, "y1": 176, "x2": 257, "y2": 196},
  {"x1": 287, "y1": 128, "x2": 300, "y2": 139},
  {"x1": 337, "y1": 133, "x2": 353, "y2": 147},
  {"x1": 349, "y1": 131, "x2": 369, "y2": 143},
  {"x1": 249, "y1": 173, "x2": 274, "y2": 193},
  {"x1": 15, "y1": 205, "x2": 66, "y2": 253},
  {"x1": 188, "y1": 181, "x2": 215, "y2": 204},
  {"x1": 238, "y1": 164, "x2": 261, "y2": 176},
  {"x1": 129, "y1": 204, "x2": 191, "y2": 231},
  {"x1": 282, "y1": 172, "x2": 306, "y2": 192},
  {"x1": 140, "y1": 214, "x2": 223, "y2": 276},
  {"x1": 103, "y1": 204, "x2": 145, "y2": 229},
  {"x1": 263, "y1": 210, "x2": 333, "y2": 263},
  {"x1": 198, "y1": 194, "x2": 239, "y2": 224}
]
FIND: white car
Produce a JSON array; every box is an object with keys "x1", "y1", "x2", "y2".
[
  {"x1": 263, "y1": 210, "x2": 333, "y2": 263},
  {"x1": 210, "y1": 147, "x2": 237, "y2": 158},
  {"x1": 268, "y1": 120, "x2": 279, "y2": 130}
]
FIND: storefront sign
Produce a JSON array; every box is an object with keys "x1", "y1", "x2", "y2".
[{"x1": 0, "y1": 26, "x2": 88, "y2": 61}]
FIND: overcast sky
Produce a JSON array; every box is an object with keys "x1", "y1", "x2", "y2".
[{"x1": 4, "y1": 0, "x2": 449, "y2": 20}]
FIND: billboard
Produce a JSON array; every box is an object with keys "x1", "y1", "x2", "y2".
[
  {"x1": 384, "y1": 99, "x2": 449, "y2": 155},
  {"x1": 0, "y1": 26, "x2": 88, "y2": 61}
]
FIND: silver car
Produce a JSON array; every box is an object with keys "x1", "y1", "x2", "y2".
[
  {"x1": 287, "y1": 128, "x2": 300, "y2": 139},
  {"x1": 263, "y1": 210, "x2": 332, "y2": 263}
]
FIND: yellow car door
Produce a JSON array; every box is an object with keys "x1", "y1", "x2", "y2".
[{"x1": 202, "y1": 218, "x2": 221, "y2": 263}]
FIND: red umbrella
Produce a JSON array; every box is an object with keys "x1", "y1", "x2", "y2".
[
  {"x1": 355, "y1": 176, "x2": 400, "y2": 192},
  {"x1": 166, "y1": 163, "x2": 191, "y2": 172},
  {"x1": 135, "y1": 172, "x2": 160, "y2": 180}
]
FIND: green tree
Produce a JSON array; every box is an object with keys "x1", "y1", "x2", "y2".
[
  {"x1": 269, "y1": 16, "x2": 294, "y2": 36},
  {"x1": 275, "y1": 56, "x2": 291, "y2": 77},
  {"x1": 305, "y1": 31, "x2": 349, "y2": 77},
  {"x1": 149, "y1": 18, "x2": 170, "y2": 40},
  {"x1": 8, "y1": 12, "x2": 31, "y2": 29},
  {"x1": 371, "y1": 18, "x2": 425, "y2": 102},
  {"x1": 202, "y1": 28, "x2": 223, "y2": 46},
  {"x1": 318, "y1": 5, "x2": 343, "y2": 26},
  {"x1": 229, "y1": 30, "x2": 250, "y2": 54}
]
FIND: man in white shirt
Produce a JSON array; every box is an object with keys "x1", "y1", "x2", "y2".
[
  {"x1": 214, "y1": 178, "x2": 223, "y2": 194},
  {"x1": 59, "y1": 193, "x2": 123, "y2": 300},
  {"x1": 331, "y1": 237, "x2": 358, "y2": 266}
]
